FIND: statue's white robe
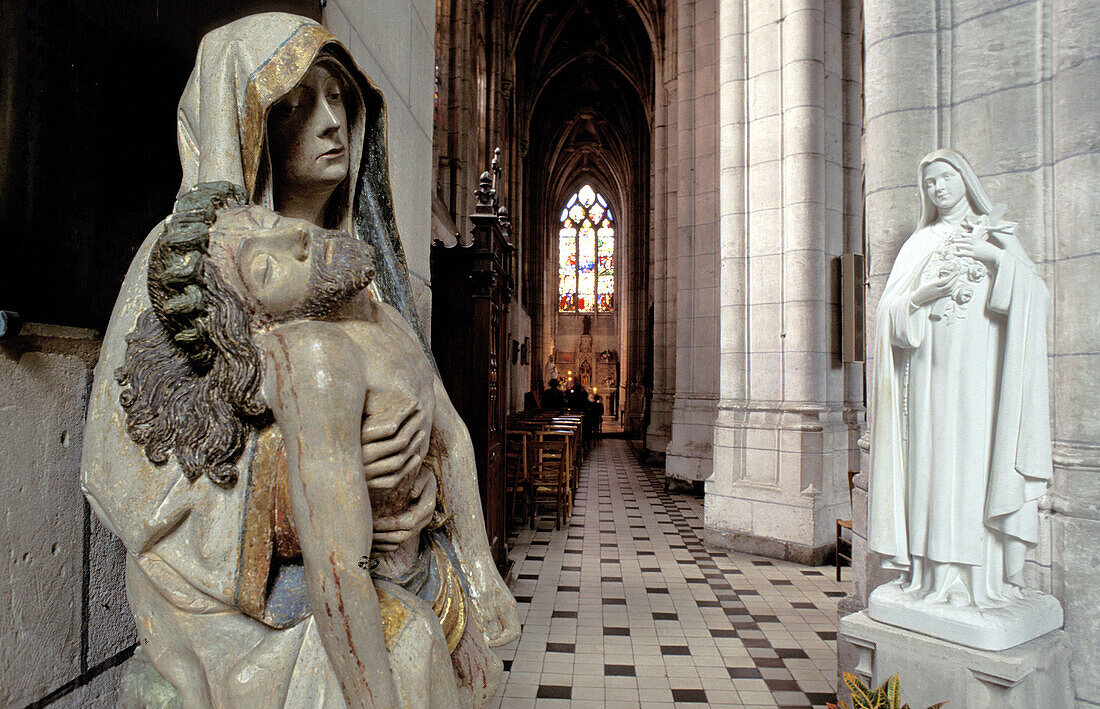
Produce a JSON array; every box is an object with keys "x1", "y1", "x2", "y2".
[{"x1": 868, "y1": 224, "x2": 1052, "y2": 600}]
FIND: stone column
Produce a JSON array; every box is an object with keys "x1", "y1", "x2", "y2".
[
  {"x1": 645, "y1": 4, "x2": 680, "y2": 455},
  {"x1": 1047, "y1": 0, "x2": 1100, "y2": 700},
  {"x1": 666, "y1": 0, "x2": 721, "y2": 484},
  {"x1": 708, "y1": 0, "x2": 861, "y2": 563},
  {"x1": 624, "y1": 170, "x2": 650, "y2": 428}
]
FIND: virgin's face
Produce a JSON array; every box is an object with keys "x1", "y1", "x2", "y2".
[
  {"x1": 268, "y1": 62, "x2": 350, "y2": 196},
  {"x1": 922, "y1": 161, "x2": 967, "y2": 214}
]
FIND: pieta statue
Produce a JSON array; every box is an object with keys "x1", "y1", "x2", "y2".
[
  {"x1": 867, "y1": 148, "x2": 1061, "y2": 651},
  {"x1": 81, "y1": 13, "x2": 518, "y2": 707}
]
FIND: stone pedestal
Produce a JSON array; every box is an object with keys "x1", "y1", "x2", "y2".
[
  {"x1": 868, "y1": 582, "x2": 1063, "y2": 652},
  {"x1": 645, "y1": 391, "x2": 674, "y2": 454},
  {"x1": 705, "y1": 405, "x2": 851, "y2": 565},
  {"x1": 839, "y1": 611, "x2": 1073, "y2": 709}
]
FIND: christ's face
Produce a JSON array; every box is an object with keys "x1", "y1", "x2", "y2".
[
  {"x1": 237, "y1": 216, "x2": 316, "y2": 318},
  {"x1": 212, "y1": 206, "x2": 372, "y2": 322},
  {"x1": 923, "y1": 161, "x2": 967, "y2": 214}
]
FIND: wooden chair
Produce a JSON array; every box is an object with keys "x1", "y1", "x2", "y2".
[
  {"x1": 557, "y1": 413, "x2": 590, "y2": 455},
  {"x1": 528, "y1": 440, "x2": 569, "y2": 529},
  {"x1": 511, "y1": 418, "x2": 547, "y2": 434},
  {"x1": 541, "y1": 426, "x2": 579, "y2": 500},
  {"x1": 835, "y1": 470, "x2": 859, "y2": 581},
  {"x1": 549, "y1": 415, "x2": 584, "y2": 462},
  {"x1": 504, "y1": 430, "x2": 531, "y2": 528}
]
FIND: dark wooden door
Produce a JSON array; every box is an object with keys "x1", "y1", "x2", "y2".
[{"x1": 483, "y1": 299, "x2": 505, "y2": 560}]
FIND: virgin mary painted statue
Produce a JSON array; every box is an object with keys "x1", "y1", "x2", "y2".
[
  {"x1": 867, "y1": 149, "x2": 1061, "y2": 650},
  {"x1": 82, "y1": 13, "x2": 517, "y2": 707}
]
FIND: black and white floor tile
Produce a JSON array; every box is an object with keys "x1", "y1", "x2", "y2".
[{"x1": 490, "y1": 439, "x2": 844, "y2": 709}]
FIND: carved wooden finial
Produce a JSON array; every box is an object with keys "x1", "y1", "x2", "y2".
[{"x1": 475, "y1": 170, "x2": 495, "y2": 210}]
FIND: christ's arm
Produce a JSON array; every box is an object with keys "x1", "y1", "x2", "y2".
[
  {"x1": 431, "y1": 376, "x2": 521, "y2": 646},
  {"x1": 259, "y1": 323, "x2": 399, "y2": 709},
  {"x1": 365, "y1": 302, "x2": 520, "y2": 646}
]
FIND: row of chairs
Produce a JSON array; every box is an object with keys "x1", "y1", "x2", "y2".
[{"x1": 504, "y1": 412, "x2": 589, "y2": 529}]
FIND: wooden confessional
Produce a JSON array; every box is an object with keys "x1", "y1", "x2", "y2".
[{"x1": 430, "y1": 153, "x2": 515, "y2": 573}]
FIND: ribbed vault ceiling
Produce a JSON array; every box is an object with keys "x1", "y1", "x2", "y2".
[{"x1": 513, "y1": 0, "x2": 656, "y2": 208}]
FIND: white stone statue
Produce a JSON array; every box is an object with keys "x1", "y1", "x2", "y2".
[
  {"x1": 867, "y1": 148, "x2": 1061, "y2": 651},
  {"x1": 81, "y1": 14, "x2": 517, "y2": 707}
]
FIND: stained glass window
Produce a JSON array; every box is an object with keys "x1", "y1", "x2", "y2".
[{"x1": 558, "y1": 185, "x2": 614, "y2": 313}]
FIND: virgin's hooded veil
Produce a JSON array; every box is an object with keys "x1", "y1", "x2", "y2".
[{"x1": 177, "y1": 12, "x2": 424, "y2": 343}]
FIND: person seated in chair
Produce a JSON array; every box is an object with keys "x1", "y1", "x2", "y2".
[{"x1": 541, "y1": 378, "x2": 566, "y2": 411}]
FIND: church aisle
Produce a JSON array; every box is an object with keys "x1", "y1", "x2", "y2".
[{"x1": 491, "y1": 439, "x2": 844, "y2": 708}]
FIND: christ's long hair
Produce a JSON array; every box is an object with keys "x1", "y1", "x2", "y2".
[{"x1": 116, "y1": 183, "x2": 268, "y2": 486}]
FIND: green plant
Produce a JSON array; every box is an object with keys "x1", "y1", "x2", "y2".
[{"x1": 827, "y1": 672, "x2": 947, "y2": 709}]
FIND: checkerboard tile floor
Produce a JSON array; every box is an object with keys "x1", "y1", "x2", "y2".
[{"x1": 490, "y1": 439, "x2": 845, "y2": 709}]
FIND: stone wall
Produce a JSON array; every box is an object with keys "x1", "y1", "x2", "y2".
[
  {"x1": 0, "y1": 326, "x2": 134, "y2": 707},
  {"x1": 848, "y1": 0, "x2": 1100, "y2": 704},
  {"x1": 508, "y1": 308, "x2": 533, "y2": 414},
  {"x1": 324, "y1": 0, "x2": 438, "y2": 328},
  {"x1": 0, "y1": 6, "x2": 439, "y2": 704}
]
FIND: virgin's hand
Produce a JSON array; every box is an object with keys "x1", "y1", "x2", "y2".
[
  {"x1": 467, "y1": 563, "x2": 521, "y2": 646},
  {"x1": 955, "y1": 239, "x2": 1002, "y2": 270},
  {"x1": 361, "y1": 401, "x2": 431, "y2": 490},
  {"x1": 371, "y1": 468, "x2": 436, "y2": 553},
  {"x1": 911, "y1": 274, "x2": 954, "y2": 308}
]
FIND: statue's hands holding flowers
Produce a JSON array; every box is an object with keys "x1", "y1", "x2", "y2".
[
  {"x1": 956, "y1": 207, "x2": 1007, "y2": 271},
  {"x1": 911, "y1": 273, "x2": 956, "y2": 308},
  {"x1": 954, "y1": 238, "x2": 1002, "y2": 272}
]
